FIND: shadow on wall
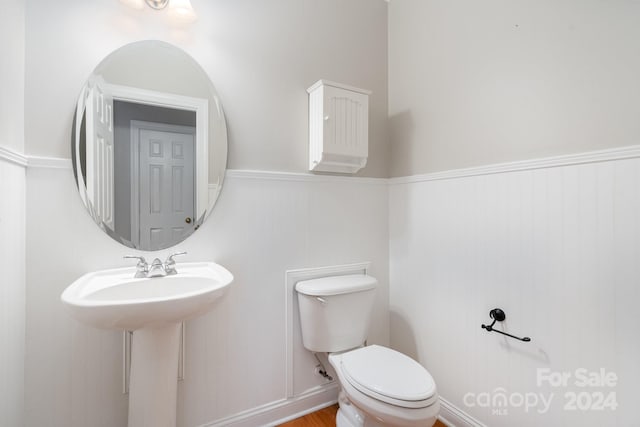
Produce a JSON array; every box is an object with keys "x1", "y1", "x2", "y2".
[
  {"x1": 498, "y1": 334, "x2": 551, "y2": 365},
  {"x1": 389, "y1": 309, "x2": 419, "y2": 362},
  {"x1": 388, "y1": 109, "x2": 415, "y2": 175}
]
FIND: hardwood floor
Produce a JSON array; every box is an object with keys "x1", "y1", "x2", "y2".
[
  {"x1": 278, "y1": 404, "x2": 446, "y2": 427},
  {"x1": 278, "y1": 404, "x2": 338, "y2": 427}
]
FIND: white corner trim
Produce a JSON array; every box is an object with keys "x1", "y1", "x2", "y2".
[
  {"x1": 389, "y1": 144, "x2": 640, "y2": 185},
  {"x1": 0, "y1": 145, "x2": 28, "y2": 167},
  {"x1": 225, "y1": 169, "x2": 387, "y2": 185},
  {"x1": 201, "y1": 384, "x2": 338, "y2": 427},
  {"x1": 27, "y1": 156, "x2": 73, "y2": 169},
  {"x1": 438, "y1": 396, "x2": 487, "y2": 427}
]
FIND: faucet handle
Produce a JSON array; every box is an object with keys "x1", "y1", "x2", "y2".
[
  {"x1": 166, "y1": 251, "x2": 187, "y2": 263},
  {"x1": 124, "y1": 255, "x2": 147, "y2": 264},
  {"x1": 124, "y1": 255, "x2": 148, "y2": 278},
  {"x1": 165, "y1": 251, "x2": 187, "y2": 275}
]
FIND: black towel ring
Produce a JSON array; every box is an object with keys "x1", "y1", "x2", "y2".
[{"x1": 481, "y1": 308, "x2": 531, "y2": 342}]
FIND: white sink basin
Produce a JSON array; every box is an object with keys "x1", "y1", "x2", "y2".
[
  {"x1": 61, "y1": 262, "x2": 233, "y2": 330},
  {"x1": 61, "y1": 261, "x2": 233, "y2": 427}
]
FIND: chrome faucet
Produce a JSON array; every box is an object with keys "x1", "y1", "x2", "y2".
[
  {"x1": 148, "y1": 258, "x2": 167, "y2": 278},
  {"x1": 123, "y1": 256, "x2": 148, "y2": 278},
  {"x1": 124, "y1": 252, "x2": 187, "y2": 278},
  {"x1": 164, "y1": 252, "x2": 187, "y2": 275}
]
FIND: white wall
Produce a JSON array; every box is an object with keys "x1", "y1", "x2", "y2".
[
  {"x1": 23, "y1": 1, "x2": 389, "y2": 425},
  {"x1": 388, "y1": 3, "x2": 640, "y2": 424},
  {"x1": 23, "y1": 2, "x2": 640, "y2": 427},
  {"x1": 389, "y1": 155, "x2": 640, "y2": 426},
  {"x1": 0, "y1": 0, "x2": 26, "y2": 425},
  {"x1": 25, "y1": 0, "x2": 389, "y2": 178},
  {"x1": 388, "y1": 0, "x2": 640, "y2": 176},
  {"x1": 25, "y1": 166, "x2": 388, "y2": 427},
  {"x1": 0, "y1": 0, "x2": 25, "y2": 153}
]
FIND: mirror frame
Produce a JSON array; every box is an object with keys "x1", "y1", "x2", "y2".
[{"x1": 71, "y1": 40, "x2": 228, "y2": 251}]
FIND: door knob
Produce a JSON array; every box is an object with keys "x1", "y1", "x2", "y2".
[{"x1": 185, "y1": 217, "x2": 192, "y2": 224}]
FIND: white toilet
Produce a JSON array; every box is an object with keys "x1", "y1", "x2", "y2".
[{"x1": 296, "y1": 274, "x2": 440, "y2": 427}]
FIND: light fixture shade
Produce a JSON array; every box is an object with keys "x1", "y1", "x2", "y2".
[
  {"x1": 168, "y1": 0, "x2": 197, "y2": 23},
  {"x1": 145, "y1": 0, "x2": 170, "y2": 9},
  {"x1": 120, "y1": 0, "x2": 145, "y2": 10}
]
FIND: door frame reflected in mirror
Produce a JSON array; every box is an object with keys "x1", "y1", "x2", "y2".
[
  {"x1": 75, "y1": 84, "x2": 210, "y2": 248},
  {"x1": 71, "y1": 40, "x2": 227, "y2": 252}
]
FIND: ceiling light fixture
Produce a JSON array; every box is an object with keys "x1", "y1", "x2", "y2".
[
  {"x1": 167, "y1": 0, "x2": 197, "y2": 23},
  {"x1": 119, "y1": 0, "x2": 145, "y2": 9},
  {"x1": 144, "y1": 0, "x2": 170, "y2": 9},
  {"x1": 120, "y1": 0, "x2": 197, "y2": 22}
]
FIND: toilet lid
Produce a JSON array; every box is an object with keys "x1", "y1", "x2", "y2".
[{"x1": 341, "y1": 345, "x2": 436, "y2": 408}]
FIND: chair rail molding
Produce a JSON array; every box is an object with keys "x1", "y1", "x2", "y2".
[
  {"x1": 15, "y1": 143, "x2": 640, "y2": 182},
  {"x1": 0, "y1": 145, "x2": 28, "y2": 167},
  {"x1": 389, "y1": 144, "x2": 640, "y2": 184},
  {"x1": 27, "y1": 156, "x2": 73, "y2": 169}
]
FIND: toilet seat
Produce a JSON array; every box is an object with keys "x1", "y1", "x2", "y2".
[{"x1": 340, "y1": 345, "x2": 437, "y2": 409}]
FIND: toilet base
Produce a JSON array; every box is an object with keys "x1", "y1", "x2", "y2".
[
  {"x1": 330, "y1": 350, "x2": 439, "y2": 427},
  {"x1": 336, "y1": 408, "x2": 358, "y2": 427},
  {"x1": 336, "y1": 392, "x2": 365, "y2": 427},
  {"x1": 336, "y1": 392, "x2": 390, "y2": 427}
]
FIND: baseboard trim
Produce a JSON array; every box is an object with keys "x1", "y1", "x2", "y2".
[
  {"x1": 438, "y1": 396, "x2": 487, "y2": 427},
  {"x1": 0, "y1": 145, "x2": 28, "y2": 167},
  {"x1": 202, "y1": 391, "x2": 481, "y2": 427},
  {"x1": 201, "y1": 384, "x2": 339, "y2": 427},
  {"x1": 270, "y1": 397, "x2": 338, "y2": 426},
  {"x1": 389, "y1": 144, "x2": 640, "y2": 185}
]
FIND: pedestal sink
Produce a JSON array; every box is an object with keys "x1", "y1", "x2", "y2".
[{"x1": 61, "y1": 262, "x2": 233, "y2": 427}]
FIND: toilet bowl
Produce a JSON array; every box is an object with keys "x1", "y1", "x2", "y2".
[
  {"x1": 329, "y1": 345, "x2": 440, "y2": 427},
  {"x1": 296, "y1": 274, "x2": 439, "y2": 427}
]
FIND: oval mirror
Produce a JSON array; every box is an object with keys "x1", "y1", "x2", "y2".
[{"x1": 72, "y1": 40, "x2": 227, "y2": 251}]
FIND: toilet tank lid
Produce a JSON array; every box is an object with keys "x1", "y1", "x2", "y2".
[{"x1": 296, "y1": 274, "x2": 377, "y2": 296}]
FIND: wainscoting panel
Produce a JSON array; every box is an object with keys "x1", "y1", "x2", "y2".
[
  {"x1": 389, "y1": 157, "x2": 640, "y2": 427},
  {"x1": 24, "y1": 167, "x2": 389, "y2": 427},
  {"x1": 0, "y1": 158, "x2": 26, "y2": 427}
]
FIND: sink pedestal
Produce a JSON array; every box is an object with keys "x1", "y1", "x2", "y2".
[
  {"x1": 128, "y1": 323, "x2": 181, "y2": 427},
  {"x1": 61, "y1": 262, "x2": 234, "y2": 427}
]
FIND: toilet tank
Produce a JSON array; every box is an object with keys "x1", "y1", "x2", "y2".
[{"x1": 296, "y1": 274, "x2": 377, "y2": 353}]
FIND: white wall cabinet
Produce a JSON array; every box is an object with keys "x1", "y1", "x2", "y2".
[{"x1": 307, "y1": 80, "x2": 371, "y2": 174}]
